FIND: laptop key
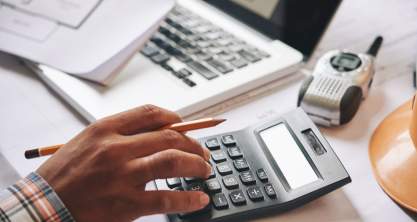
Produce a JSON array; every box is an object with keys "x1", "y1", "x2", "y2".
[
  {"x1": 230, "y1": 58, "x2": 248, "y2": 68},
  {"x1": 187, "y1": 61, "x2": 218, "y2": 80},
  {"x1": 165, "y1": 45, "x2": 182, "y2": 56},
  {"x1": 238, "y1": 50, "x2": 261, "y2": 63},
  {"x1": 207, "y1": 59, "x2": 233, "y2": 74},
  {"x1": 182, "y1": 78, "x2": 196, "y2": 87},
  {"x1": 177, "y1": 68, "x2": 192, "y2": 77},
  {"x1": 161, "y1": 63, "x2": 173, "y2": 72},
  {"x1": 175, "y1": 53, "x2": 192, "y2": 63},
  {"x1": 194, "y1": 51, "x2": 212, "y2": 61},
  {"x1": 151, "y1": 54, "x2": 170, "y2": 64},
  {"x1": 141, "y1": 45, "x2": 159, "y2": 57},
  {"x1": 159, "y1": 26, "x2": 171, "y2": 36},
  {"x1": 218, "y1": 52, "x2": 236, "y2": 61},
  {"x1": 197, "y1": 41, "x2": 211, "y2": 48}
]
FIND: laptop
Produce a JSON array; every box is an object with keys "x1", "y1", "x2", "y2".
[{"x1": 25, "y1": 0, "x2": 342, "y2": 122}]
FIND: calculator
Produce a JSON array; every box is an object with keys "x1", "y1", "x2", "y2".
[{"x1": 154, "y1": 108, "x2": 351, "y2": 222}]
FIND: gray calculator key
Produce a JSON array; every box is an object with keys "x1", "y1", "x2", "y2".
[
  {"x1": 230, "y1": 190, "x2": 246, "y2": 206},
  {"x1": 205, "y1": 138, "x2": 220, "y2": 150},
  {"x1": 208, "y1": 167, "x2": 216, "y2": 179},
  {"x1": 227, "y1": 147, "x2": 243, "y2": 159},
  {"x1": 240, "y1": 171, "x2": 256, "y2": 185},
  {"x1": 212, "y1": 193, "x2": 229, "y2": 210},
  {"x1": 247, "y1": 186, "x2": 264, "y2": 201},
  {"x1": 217, "y1": 163, "x2": 233, "y2": 176},
  {"x1": 221, "y1": 135, "x2": 236, "y2": 146},
  {"x1": 211, "y1": 150, "x2": 227, "y2": 163},
  {"x1": 222, "y1": 176, "x2": 239, "y2": 189},
  {"x1": 264, "y1": 183, "x2": 276, "y2": 198},
  {"x1": 184, "y1": 177, "x2": 199, "y2": 183},
  {"x1": 186, "y1": 182, "x2": 204, "y2": 192},
  {"x1": 166, "y1": 178, "x2": 182, "y2": 188},
  {"x1": 233, "y1": 158, "x2": 249, "y2": 172},
  {"x1": 205, "y1": 179, "x2": 222, "y2": 193},
  {"x1": 256, "y1": 168, "x2": 268, "y2": 182}
]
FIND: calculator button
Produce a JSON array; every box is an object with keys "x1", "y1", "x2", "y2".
[
  {"x1": 217, "y1": 163, "x2": 233, "y2": 176},
  {"x1": 247, "y1": 186, "x2": 264, "y2": 201},
  {"x1": 211, "y1": 150, "x2": 227, "y2": 163},
  {"x1": 240, "y1": 171, "x2": 256, "y2": 185},
  {"x1": 205, "y1": 179, "x2": 222, "y2": 193},
  {"x1": 184, "y1": 177, "x2": 199, "y2": 183},
  {"x1": 221, "y1": 135, "x2": 236, "y2": 146},
  {"x1": 229, "y1": 190, "x2": 247, "y2": 206},
  {"x1": 173, "y1": 186, "x2": 184, "y2": 191},
  {"x1": 208, "y1": 167, "x2": 216, "y2": 179},
  {"x1": 166, "y1": 178, "x2": 182, "y2": 188},
  {"x1": 205, "y1": 138, "x2": 220, "y2": 150},
  {"x1": 222, "y1": 176, "x2": 239, "y2": 189},
  {"x1": 264, "y1": 184, "x2": 277, "y2": 198},
  {"x1": 256, "y1": 168, "x2": 268, "y2": 182},
  {"x1": 233, "y1": 158, "x2": 249, "y2": 172},
  {"x1": 212, "y1": 193, "x2": 229, "y2": 209},
  {"x1": 186, "y1": 182, "x2": 204, "y2": 192},
  {"x1": 227, "y1": 147, "x2": 243, "y2": 159}
]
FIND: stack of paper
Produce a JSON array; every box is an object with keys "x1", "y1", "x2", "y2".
[{"x1": 0, "y1": 0, "x2": 174, "y2": 84}]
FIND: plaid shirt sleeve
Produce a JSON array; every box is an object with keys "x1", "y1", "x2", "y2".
[{"x1": 0, "y1": 172, "x2": 75, "y2": 222}]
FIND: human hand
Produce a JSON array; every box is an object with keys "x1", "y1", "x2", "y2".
[{"x1": 36, "y1": 105, "x2": 212, "y2": 222}]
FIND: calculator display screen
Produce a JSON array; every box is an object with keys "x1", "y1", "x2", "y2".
[{"x1": 260, "y1": 123, "x2": 318, "y2": 189}]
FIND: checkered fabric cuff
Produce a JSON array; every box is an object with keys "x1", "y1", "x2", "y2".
[{"x1": 0, "y1": 172, "x2": 75, "y2": 222}]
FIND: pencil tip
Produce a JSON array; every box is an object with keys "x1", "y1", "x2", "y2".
[{"x1": 216, "y1": 118, "x2": 226, "y2": 124}]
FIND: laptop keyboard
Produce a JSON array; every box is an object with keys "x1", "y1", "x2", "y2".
[{"x1": 141, "y1": 6, "x2": 270, "y2": 87}]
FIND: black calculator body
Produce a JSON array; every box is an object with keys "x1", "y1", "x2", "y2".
[{"x1": 155, "y1": 108, "x2": 351, "y2": 222}]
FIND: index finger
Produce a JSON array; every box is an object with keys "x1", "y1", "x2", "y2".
[{"x1": 104, "y1": 105, "x2": 182, "y2": 135}]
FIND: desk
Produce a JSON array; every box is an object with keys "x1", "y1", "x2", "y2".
[{"x1": 1, "y1": 0, "x2": 416, "y2": 221}]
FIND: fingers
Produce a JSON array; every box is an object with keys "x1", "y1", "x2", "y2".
[
  {"x1": 136, "y1": 191, "x2": 210, "y2": 216},
  {"x1": 126, "y1": 149, "x2": 212, "y2": 184},
  {"x1": 122, "y1": 129, "x2": 210, "y2": 161},
  {"x1": 104, "y1": 105, "x2": 182, "y2": 135}
]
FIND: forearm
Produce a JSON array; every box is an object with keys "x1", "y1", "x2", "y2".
[{"x1": 0, "y1": 172, "x2": 74, "y2": 222}]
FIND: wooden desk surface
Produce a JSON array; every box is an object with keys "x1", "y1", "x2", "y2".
[{"x1": 0, "y1": 0, "x2": 416, "y2": 221}]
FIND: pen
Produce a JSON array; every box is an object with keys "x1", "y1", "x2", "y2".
[{"x1": 24, "y1": 117, "x2": 226, "y2": 159}]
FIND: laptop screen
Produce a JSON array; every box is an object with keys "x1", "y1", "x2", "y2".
[{"x1": 204, "y1": 0, "x2": 342, "y2": 59}]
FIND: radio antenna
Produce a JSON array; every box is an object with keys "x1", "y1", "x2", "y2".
[{"x1": 366, "y1": 36, "x2": 383, "y2": 57}]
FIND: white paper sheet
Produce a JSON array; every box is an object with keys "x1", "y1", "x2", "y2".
[{"x1": 0, "y1": 0, "x2": 174, "y2": 82}]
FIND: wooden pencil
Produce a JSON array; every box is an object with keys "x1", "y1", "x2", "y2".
[{"x1": 24, "y1": 117, "x2": 226, "y2": 159}]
